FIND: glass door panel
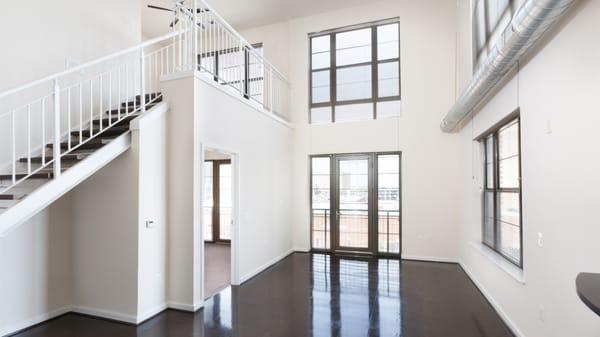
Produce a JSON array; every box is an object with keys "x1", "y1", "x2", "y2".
[
  {"x1": 335, "y1": 156, "x2": 371, "y2": 251},
  {"x1": 219, "y1": 163, "x2": 232, "y2": 241},
  {"x1": 203, "y1": 162, "x2": 214, "y2": 242}
]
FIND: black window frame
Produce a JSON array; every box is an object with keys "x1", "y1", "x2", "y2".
[
  {"x1": 478, "y1": 113, "x2": 523, "y2": 268},
  {"x1": 472, "y1": 0, "x2": 516, "y2": 70},
  {"x1": 308, "y1": 18, "x2": 401, "y2": 123}
]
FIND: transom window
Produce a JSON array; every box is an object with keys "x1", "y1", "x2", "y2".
[
  {"x1": 473, "y1": 0, "x2": 515, "y2": 69},
  {"x1": 309, "y1": 19, "x2": 401, "y2": 124},
  {"x1": 480, "y1": 116, "x2": 522, "y2": 267}
]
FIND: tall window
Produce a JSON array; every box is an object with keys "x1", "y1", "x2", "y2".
[
  {"x1": 481, "y1": 117, "x2": 522, "y2": 267},
  {"x1": 309, "y1": 19, "x2": 401, "y2": 124},
  {"x1": 473, "y1": 0, "x2": 515, "y2": 68}
]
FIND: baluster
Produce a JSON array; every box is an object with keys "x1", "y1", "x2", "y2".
[
  {"x1": 89, "y1": 79, "x2": 93, "y2": 137},
  {"x1": 79, "y1": 83, "x2": 83, "y2": 144},
  {"x1": 27, "y1": 104, "x2": 31, "y2": 174},
  {"x1": 53, "y1": 79, "x2": 61, "y2": 178},
  {"x1": 140, "y1": 50, "x2": 146, "y2": 113},
  {"x1": 100, "y1": 74, "x2": 104, "y2": 130},
  {"x1": 109, "y1": 71, "x2": 112, "y2": 125},
  {"x1": 11, "y1": 110, "x2": 16, "y2": 184},
  {"x1": 68, "y1": 88, "x2": 72, "y2": 149},
  {"x1": 42, "y1": 97, "x2": 46, "y2": 166}
]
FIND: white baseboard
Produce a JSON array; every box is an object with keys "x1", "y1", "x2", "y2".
[
  {"x1": 166, "y1": 301, "x2": 203, "y2": 312},
  {"x1": 137, "y1": 303, "x2": 168, "y2": 324},
  {"x1": 401, "y1": 254, "x2": 459, "y2": 263},
  {"x1": 240, "y1": 249, "x2": 294, "y2": 284},
  {"x1": 459, "y1": 261, "x2": 525, "y2": 337},
  {"x1": 71, "y1": 305, "x2": 137, "y2": 325},
  {"x1": 1, "y1": 305, "x2": 71, "y2": 337}
]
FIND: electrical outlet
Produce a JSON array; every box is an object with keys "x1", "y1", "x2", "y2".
[{"x1": 537, "y1": 232, "x2": 544, "y2": 247}]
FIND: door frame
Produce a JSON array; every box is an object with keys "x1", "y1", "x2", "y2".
[
  {"x1": 205, "y1": 159, "x2": 232, "y2": 244},
  {"x1": 332, "y1": 153, "x2": 375, "y2": 254},
  {"x1": 309, "y1": 151, "x2": 402, "y2": 258},
  {"x1": 200, "y1": 143, "x2": 241, "y2": 304}
]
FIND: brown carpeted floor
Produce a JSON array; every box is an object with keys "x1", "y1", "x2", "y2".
[{"x1": 204, "y1": 243, "x2": 231, "y2": 299}]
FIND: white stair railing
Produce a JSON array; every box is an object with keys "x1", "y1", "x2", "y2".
[{"x1": 0, "y1": 1, "x2": 290, "y2": 196}]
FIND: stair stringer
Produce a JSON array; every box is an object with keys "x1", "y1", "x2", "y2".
[{"x1": 0, "y1": 132, "x2": 131, "y2": 237}]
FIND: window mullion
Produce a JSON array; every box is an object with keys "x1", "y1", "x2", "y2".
[
  {"x1": 493, "y1": 132, "x2": 499, "y2": 251},
  {"x1": 330, "y1": 33, "x2": 337, "y2": 123},
  {"x1": 371, "y1": 26, "x2": 378, "y2": 120}
]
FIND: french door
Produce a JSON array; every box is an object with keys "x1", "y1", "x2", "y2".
[
  {"x1": 311, "y1": 153, "x2": 401, "y2": 256},
  {"x1": 203, "y1": 160, "x2": 232, "y2": 243}
]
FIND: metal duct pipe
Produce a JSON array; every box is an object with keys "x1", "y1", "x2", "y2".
[{"x1": 440, "y1": 0, "x2": 577, "y2": 133}]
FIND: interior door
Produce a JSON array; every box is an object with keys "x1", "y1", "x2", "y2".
[{"x1": 333, "y1": 154, "x2": 374, "y2": 253}]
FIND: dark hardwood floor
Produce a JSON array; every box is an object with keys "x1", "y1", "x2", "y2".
[{"x1": 11, "y1": 253, "x2": 514, "y2": 337}]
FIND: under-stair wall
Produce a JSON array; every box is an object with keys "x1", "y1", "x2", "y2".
[{"x1": 0, "y1": 1, "x2": 142, "y2": 335}]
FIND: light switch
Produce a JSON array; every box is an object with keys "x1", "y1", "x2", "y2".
[
  {"x1": 146, "y1": 220, "x2": 155, "y2": 229},
  {"x1": 537, "y1": 232, "x2": 543, "y2": 247}
]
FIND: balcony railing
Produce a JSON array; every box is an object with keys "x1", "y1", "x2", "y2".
[{"x1": 311, "y1": 208, "x2": 400, "y2": 254}]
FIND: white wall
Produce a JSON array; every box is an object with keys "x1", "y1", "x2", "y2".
[
  {"x1": 0, "y1": 196, "x2": 72, "y2": 336},
  {"x1": 134, "y1": 105, "x2": 169, "y2": 321},
  {"x1": 161, "y1": 72, "x2": 293, "y2": 308},
  {"x1": 194, "y1": 78, "x2": 294, "y2": 283},
  {"x1": 0, "y1": 1, "x2": 142, "y2": 334},
  {"x1": 455, "y1": 0, "x2": 600, "y2": 336},
  {"x1": 241, "y1": 0, "x2": 461, "y2": 258}
]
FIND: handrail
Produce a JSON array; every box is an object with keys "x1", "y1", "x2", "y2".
[
  {"x1": 193, "y1": 0, "x2": 288, "y2": 83},
  {"x1": 0, "y1": 31, "x2": 182, "y2": 99}
]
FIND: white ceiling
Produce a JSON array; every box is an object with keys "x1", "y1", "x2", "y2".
[{"x1": 143, "y1": 0, "x2": 368, "y2": 38}]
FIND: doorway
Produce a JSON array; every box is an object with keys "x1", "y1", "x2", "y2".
[
  {"x1": 203, "y1": 149, "x2": 233, "y2": 299},
  {"x1": 310, "y1": 152, "x2": 401, "y2": 257}
]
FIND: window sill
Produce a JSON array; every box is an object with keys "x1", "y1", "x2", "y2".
[{"x1": 470, "y1": 242, "x2": 525, "y2": 285}]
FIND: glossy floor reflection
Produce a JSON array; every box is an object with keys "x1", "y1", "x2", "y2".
[{"x1": 14, "y1": 253, "x2": 514, "y2": 337}]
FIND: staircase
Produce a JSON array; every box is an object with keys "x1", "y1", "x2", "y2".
[
  {"x1": 0, "y1": 93, "x2": 162, "y2": 231},
  {"x1": 0, "y1": 0, "x2": 289, "y2": 236}
]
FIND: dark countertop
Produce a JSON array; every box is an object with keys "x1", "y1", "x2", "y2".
[{"x1": 577, "y1": 273, "x2": 600, "y2": 316}]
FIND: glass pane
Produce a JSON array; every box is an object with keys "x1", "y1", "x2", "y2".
[
  {"x1": 312, "y1": 70, "x2": 330, "y2": 103},
  {"x1": 338, "y1": 159, "x2": 369, "y2": 249},
  {"x1": 498, "y1": 120, "x2": 519, "y2": 159},
  {"x1": 312, "y1": 35, "x2": 330, "y2": 53},
  {"x1": 203, "y1": 162, "x2": 214, "y2": 242},
  {"x1": 378, "y1": 61, "x2": 400, "y2": 97},
  {"x1": 377, "y1": 100, "x2": 401, "y2": 119},
  {"x1": 378, "y1": 154, "x2": 400, "y2": 254},
  {"x1": 312, "y1": 157, "x2": 331, "y2": 250},
  {"x1": 312, "y1": 52, "x2": 330, "y2": 70},
  {"x1": 474, "y1": 0, "x2": 487, "y2": 53},
  {"x1": 377, "y1": 23, "x2": 399, "y2": 60},
  {"x1": 336, "y1": 28, "x2": 372, "y2": 66},
  {"x1": 498, "y1": 192, "x2": 520, "y2": 226},
  {"x1": 335, "y1": 103, "x2": 373, "y2": 123},
  {"x1": 311, "y1": 107, "x2": 332, "y2": 124},
  {"x1": 336, "y1": 65, "x2": 372, "y2": 101},
  {"x1": 498, "y1": 120, "x2": 519, "y2": 188},
  {"x1": 485, "y1": 136, "x2": 494, "y2": 188},
  {"x1": 484, "y1": 191, "x2": 494, "y2": 219},
  {"x1": 219, "y1": 163, "x2": 232, "y2": 240},
  {"x1": 499, "y1": 220, "x2": 520, "y2": 264},
  {"x1": 499, "y1": 156, "x2": 519, "y2": 188},
  {"x1": 483, "y1": 191, "x2": 494, "y2": 246}
]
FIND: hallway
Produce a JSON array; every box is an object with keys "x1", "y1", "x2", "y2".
[{"x1": 13, "y1": 253, "x2": 513, "y2": 337}]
